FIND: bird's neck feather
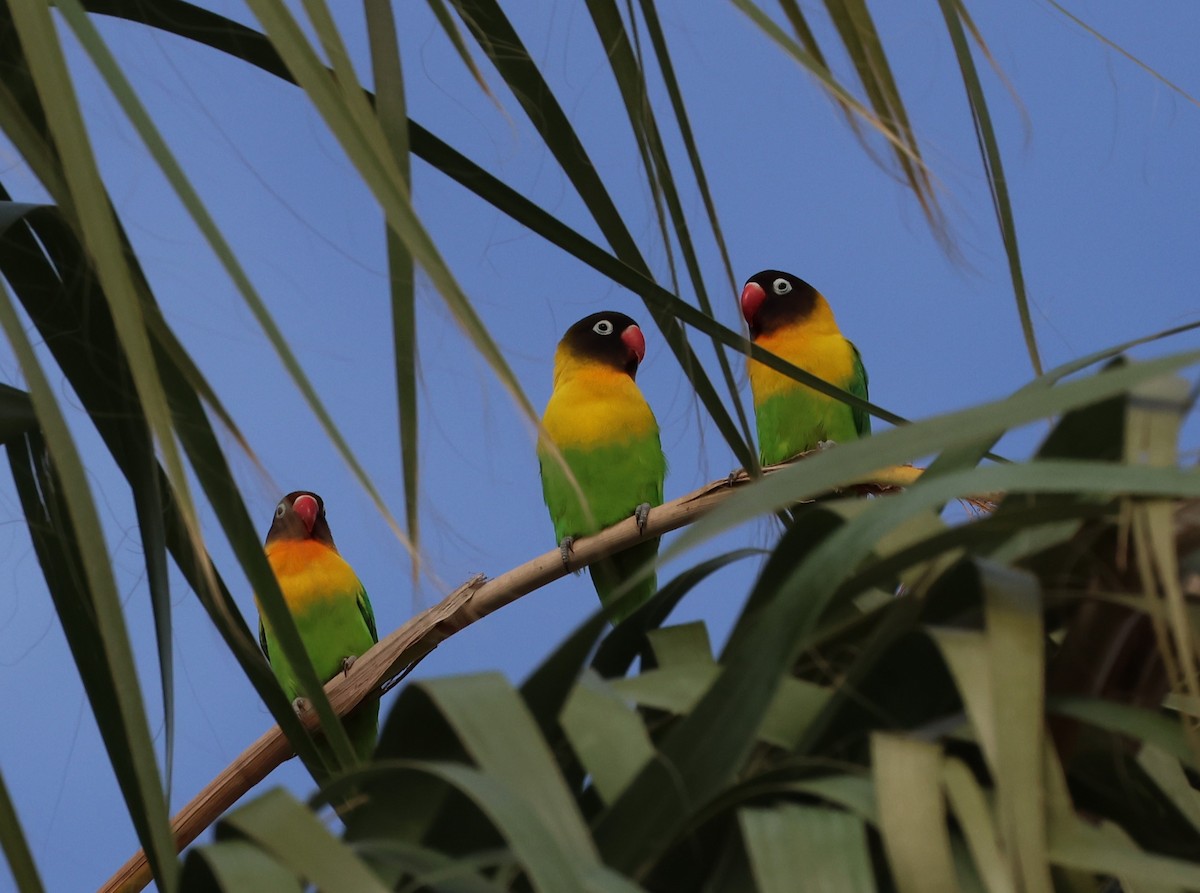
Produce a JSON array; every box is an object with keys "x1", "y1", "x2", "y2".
[{"x1": 552, "y1": 344, "x2": 627, "y2": 390}]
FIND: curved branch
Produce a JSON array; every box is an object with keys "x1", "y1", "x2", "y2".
[{"x1": 99, "y1": 463, "x2": 916, "y2": 892}]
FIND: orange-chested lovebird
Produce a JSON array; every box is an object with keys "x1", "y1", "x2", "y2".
[
  {"x1": 741, "y1": 270, "x2": 870, "y2": 465},
  {"x1": 538, "y1": 312, "x2": 667, "y2": 623},
  {"x1": 257, "y1": 491, "x2": 378, "y2": 763}
]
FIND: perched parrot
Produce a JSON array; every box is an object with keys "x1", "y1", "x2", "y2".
[
  {"x1": 538, "y1": 311, "x2": 667, "y2": 623},
  {"x1": 257, "y1": 490, "x2": 378, "y2": 764},
  {"x1": 740, "y1": 270, "x2": 870, "y2": 465}
]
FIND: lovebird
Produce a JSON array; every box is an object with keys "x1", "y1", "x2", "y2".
[
  {"x1": 257, "y1": 490, "x2": 378, "y2": 764},
  {"x1": 741, "y1": 270, "x2": 870, "y2": 465},
  {"x1": 538, "y1": 311, "x2": 667, "y2": 623}
]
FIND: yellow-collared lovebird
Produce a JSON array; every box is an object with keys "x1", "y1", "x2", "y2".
[
  {"x1": 257, "y1": 491, "x2": 378, "y2": 762},
  {"x1": 538, "y1": 312, "x2": 666, "y2": 623},
  {"x1": 741, "y1": 270, "x2": 870, "y2": 465}
]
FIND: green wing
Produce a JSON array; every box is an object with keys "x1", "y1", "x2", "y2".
[
  {"x1": 849, "y1": 341, "x2": 870, "y2": 437},
  {"x1": 358, "y1": 586, "x2": 378, "y2": 644}
]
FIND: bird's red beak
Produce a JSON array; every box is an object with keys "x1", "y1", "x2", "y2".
[
  {"x1": 740, "y1": 281, "x2": 766, "y2": 331},
  {"x1": 621, "y1": 324, "x2": 646, "y2": 366},
  {"x1": 292, "y1": 494, "x2": 319, "y2": 534}
]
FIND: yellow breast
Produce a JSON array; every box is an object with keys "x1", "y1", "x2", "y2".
[
  {"x1": 749, "y1": 307, "x2": 856, "y2": 404},
  {"x1": 542, "y1": 357, "x2": 656, "y2": 450},
  {"x1": 262, "y1": 539, "x2": 361, "y2": 611}
]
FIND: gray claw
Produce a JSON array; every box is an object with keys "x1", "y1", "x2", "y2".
[
  {"x1": 726, "y1": 469, "x2": 742, "y2": 487},
  {"x1": 292, "y1": 696, "x2": 310, "y2": 714},
  {"x1": 634, "y1": 503, "x2": 651, "y2": 535},
  {"x1": 342, "y1": 655, "x2": 357, "y2": 676},
  {"x1": 559, "y1": 536, "x2": 578, "y2": 573},
  {"x1": 817, "y1": 440, "x2": 838, "y2": 451}
]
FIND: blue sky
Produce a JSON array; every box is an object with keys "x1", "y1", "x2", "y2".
[{"x1": 1, "y1": 2, "x2": 1198, "y2": 889}]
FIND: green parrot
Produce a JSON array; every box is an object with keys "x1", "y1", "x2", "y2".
[
  {"x1": 257, "y1": 490, "x2": 378, "y2": 764},
  {"x1": 538, "y1": 311, "x2": 667, "y2": 623},
  {"x1": 741, "y1": 269, "x2": 870, "y2": 465}
]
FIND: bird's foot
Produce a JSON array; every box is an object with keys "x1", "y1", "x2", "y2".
[
  {"x1": 726, "y1": 468, "x2": 743, "y2": 487},
  {"x1": 341, "y1": 655, "x2": 358, "y2": 676},
  {"x1": 291, "y1": 697, "x2": 310, "y2": 715},
  {"x1": 634, "y1": 503, "x2": 651, "y2": 535},
  {"x1": 559, "y1": 536, "x2": 580, "y2": 574},
  {"x1": 817, "y1": 440, "x2": 838, "y2": 451}
]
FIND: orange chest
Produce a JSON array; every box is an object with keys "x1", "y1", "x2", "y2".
[
  {"x1": 262, "y1": 540, "x2": 361, "y2": 611},
  {"x1": 749, "y1": 326, "x2": 856, "y2": 403}
]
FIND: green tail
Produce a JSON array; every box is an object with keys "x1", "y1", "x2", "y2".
[
  {"x1": 589, "y1": 537, "x2": 660, "y2": 623},
  {"x1": 314, "y1": 702, "x2": 377, "y2": 770}
]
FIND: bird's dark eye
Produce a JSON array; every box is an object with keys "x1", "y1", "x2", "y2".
[
  {"x1": 593, "y1": 319, "x2": 614, "y2": 335},
  {"x1": 275, "y1": 503, "x2": 286, "y2": 518},
  {"x1": 772, "y1": 278, "x2": 792, "y2": 295}
]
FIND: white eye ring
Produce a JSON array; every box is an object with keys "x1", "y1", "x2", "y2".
[
  {"x1": 772, "y1": 278, "x2": 792, "y2": 295},
  {"x1": 593, "y1": 319, "x2": 614, "y2": 335},
  {"x1": 275, "y1": 503, "x2": 286, "y2": 518}
]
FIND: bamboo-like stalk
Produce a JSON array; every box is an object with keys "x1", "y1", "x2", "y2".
[{"x1": 100, "y1": 463, "x2": 916, "y2": 892}]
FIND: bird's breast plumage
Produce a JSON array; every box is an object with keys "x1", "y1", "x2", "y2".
[
  {"x1": 749, "y1": 325, "x2": 858, "y2": 405},
  {"x1": 542, "y1": 363, "x2": 658, "y2": 450},
  {"x1": 747, "y1": 293, "x2": 868, "y2": 463},
  {"x1": 264, "y1": 539, "x2": 363, "y2": 611}
]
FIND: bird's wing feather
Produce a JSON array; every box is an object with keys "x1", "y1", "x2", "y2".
[
  {"x1": 258, "y1": 616, "x2": 269, "y2": 660},
  {"x1": 357, "y1": 586, "x2": 378, "y2": 644},
  {"x1": 849, "y1": 341, "x2": 871, "y2": 437}
]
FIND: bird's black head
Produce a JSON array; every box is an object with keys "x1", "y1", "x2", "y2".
[
  {"x1": 265, "y1": 490, "x2": 336, "y2": 548},
  {"x1": 740, "y1": 270, "x2": 821, "y2": 339},
  {"x1": 559, "y1": 311, "x2": 646, "y2": 379}
]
